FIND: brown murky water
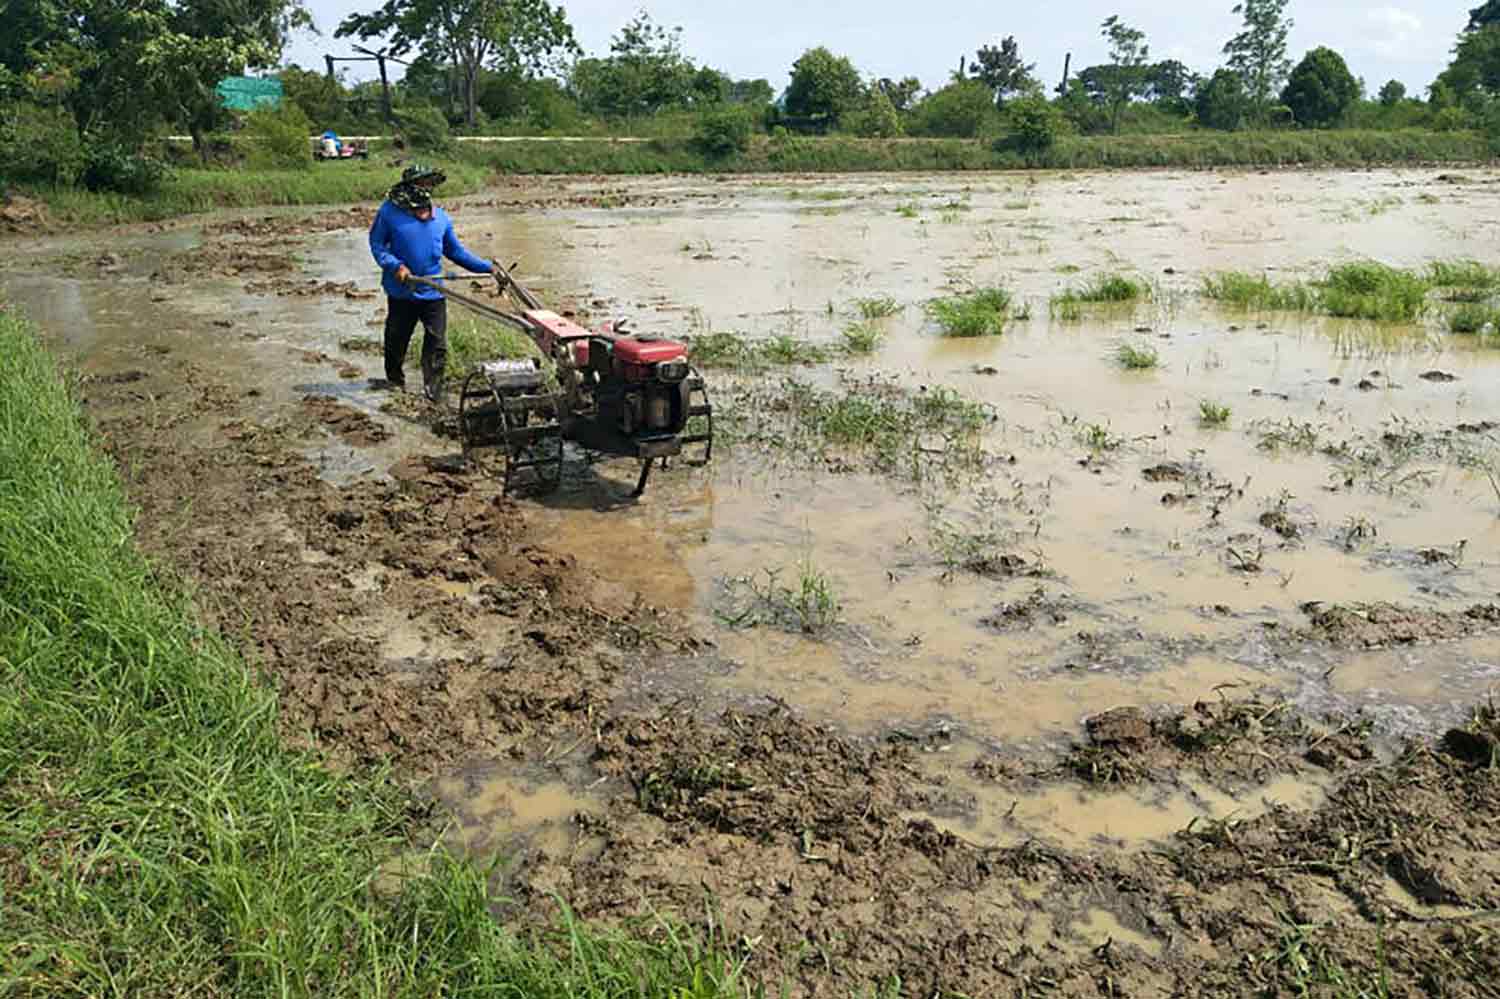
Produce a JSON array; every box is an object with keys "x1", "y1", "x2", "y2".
[{"x1": 10, "y1": 167, "x2": 1500, "y2": 855}]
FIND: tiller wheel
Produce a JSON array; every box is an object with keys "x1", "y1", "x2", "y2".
[{"x1": 458, "y1": 360, "x2": 563, "y2": 494}]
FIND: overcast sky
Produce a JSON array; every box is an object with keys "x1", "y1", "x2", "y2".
[{"x1": 284, "y1": 1, "x2": 1467, "y2": 98}]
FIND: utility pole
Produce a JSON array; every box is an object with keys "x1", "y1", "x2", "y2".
[{"x1": 1057, "y1": 53, "x2": 1072, "y2": 96}]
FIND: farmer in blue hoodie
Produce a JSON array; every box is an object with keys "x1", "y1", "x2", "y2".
[{"x1": 368, "y1": 164, "x2": 495, "y2": 401}]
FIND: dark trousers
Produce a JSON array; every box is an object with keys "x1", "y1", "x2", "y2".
[{"x1": 383, "y1": 296, "x2": 447, "y2": 392}]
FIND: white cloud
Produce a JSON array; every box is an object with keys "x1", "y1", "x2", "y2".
[{"x1": 1366, "y1": 7, "x2": 1428, "y2": 58}]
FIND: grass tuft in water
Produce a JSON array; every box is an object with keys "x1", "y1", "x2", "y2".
[
  {"x1": 1317, "y1": 262, "x2": 1430, "y2": 322},
  {"x1": 1448, "y1": 304, "x2": 1500, "y2": 335},
  {"x1": 841, "y1": 320, "x2": 885, "y2": 354},
  {"x1": 925, "y1": 287, "x2": 1012, "y2": 337},
  {"x1": 1428, "y1": 259, "x2": 1499, "y2": 295},
  {"x1": 1201, "y1": 271, "x2": 1316, "y2": 311},
  {"x1": 688, "y1": 331, "x2": 832, "y2": 369},
  {"x1": 1203, "y1": 262, "x2": 1430, "y2": 322},
  {"x1": 1199, "y1": 400, "x2": 1232, "y2": 427},
  {"x1": 853, "y1": 295, "x2": 902, "y2": 319},
  {"x1": 1053, "y1": 273, "x2": 1149, "y2": 313},
  {"x1": 1116, "y1": 341, "x2": 1161, "y2": 370}
]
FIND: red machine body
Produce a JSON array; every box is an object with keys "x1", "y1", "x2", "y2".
[{"x1": 451, "y1": 283, "x2": 711, "y2": 497}]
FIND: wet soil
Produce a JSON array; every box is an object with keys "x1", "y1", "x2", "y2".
[{"x1": 9, "y1": 168, "x2": 1500, "y2": 996}]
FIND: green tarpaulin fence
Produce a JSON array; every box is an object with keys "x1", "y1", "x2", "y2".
[{"x1": 215, "y1": 77, "x2": 283, "y2": 112}]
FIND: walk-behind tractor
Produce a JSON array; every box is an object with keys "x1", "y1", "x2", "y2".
[{"x1": 409, "y1": 267, "x2": 712, "y2": 497}]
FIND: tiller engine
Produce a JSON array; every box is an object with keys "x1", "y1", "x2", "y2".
[{"x1": 409, "y1": 268, "x2": 712, "y2": 496}]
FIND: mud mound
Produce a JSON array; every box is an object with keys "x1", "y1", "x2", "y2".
[
  {"x1": 246, "y1": 278, "x2": 377, "y2": 299},
  {"x1": 1063, "y1": 698, "x2": 1368, "y2": 786},
  {"x1": 1299, "y1": 600, "x2": 1500, "y2": 648},
  {"x1": 301, "y1": 394, "x2": 392, "y2": 446},
  {"x1": 202, "y1": 207, "x2": 370, "y2": 239},
  {"x1": 0, "y1": 193, "x2": 47, "y2": 232},
  {"x1": 593, "y1": 705, "x2": 926, "y2": 849}
]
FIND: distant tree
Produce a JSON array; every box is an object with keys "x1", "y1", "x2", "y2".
[
  {"x1": 690, "y1": 66, "x2": 731, "y2": 106},
  {"x1": 877, "y1": 76, "x2": 923, "y2": 113},
  {"x1": 844, "y1": 83, "x2": 903, "y2": 137},
  {"x1": 999, "y1": 94, "x2": 1065, "y2": 157},
  {"x1": 279, "y1": 65, "x2": 347, "y2": 126},
  {"x1": 1281, "y1": 47, "x2": 1359, "y2": 127},
  {"x1": 1469, "y1": 0, "x2": 1500, "y2": 31},
  {"x1": 1433, "y1": 24, "x2": 1500, "y2": 107},
  {"x1": 1055, "y1": 76, "x2": 1111, "y2": 134},
  {"x1": 570, "y1": 11, "x2": 696, "y2": 117},
  {"x1": 337, "y1": 0, "x2": 576, "y2": 127},
  {"x1": 1099, "y1": 16, "x2": 1151, "y2": 134},
  {"x1": 909, "y1": 78, "x2": 1000, "y2": 137},
  {"x1": 971, "y1": 36, "x2": 1037, "y2": 106},
  {"x1": 1378, "y1": 79, "x2": 1407, "y2": 106},
  {"x1": 1195, "y1": 67, "x2": 1247, "y2": 130},
  {"x1": 784, "y1": 47, "x2": 864, "y2": 120},
  {"x1": 1223, "y1": 0, "x2": 1293, "y2": 121},
  {"x1": 730, "y1": 78, "x2": 775, "y2": 107},
  {"x1": 1145, "y1": 59, "x2": 1198, "y2": 114}
]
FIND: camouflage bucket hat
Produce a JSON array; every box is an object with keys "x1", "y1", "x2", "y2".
[
  {"x1": 389, "y1": 183, "x2": 432, "y2": 213},
  {"x1": 401, "y1": 163, "x2": 447, "y2": 187}
]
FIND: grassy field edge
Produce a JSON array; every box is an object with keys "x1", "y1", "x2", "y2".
[
  {"x1": 0, "y1": 303, "x2": 746, "y2": 998},
  {"x1": 13, "y1": 127, "x2": 1494, "y2": 227}
]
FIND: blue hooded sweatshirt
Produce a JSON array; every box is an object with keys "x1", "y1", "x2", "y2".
[{"x1": 368, "y1": 200, "x2": 493, "y2": 301}]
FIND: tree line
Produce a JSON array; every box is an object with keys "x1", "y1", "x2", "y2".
[{"x1": 4, "y1": 0, "x2": 1500, "y2": 192}]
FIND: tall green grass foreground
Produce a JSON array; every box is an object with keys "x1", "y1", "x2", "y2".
[{"x1": 0, "y1": 304, "x2": 745, "y2": 998}]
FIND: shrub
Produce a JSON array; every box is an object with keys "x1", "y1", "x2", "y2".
[
  {"x1": 0, "y1": 102, "x2": 84, "y2": 186},
  {"x1": 1195, "y1": 69, "x2": 1247, "y2": 131},
  {"x1": 399, "y1": 105, "x2": 452, "y2": 153},
  {"x1": 999, "y1": 96, "x2": 1064, "y2": 157},
  {"x1": 693, "y1": 106, "x2": 754, "y2": 157},
  {"x1": 81, "y1": 142, "x2": 169, "y2": 195},
  {"x1": 240, "y1": 103, "x2": 313, "y2": 170},
  {"x1": 910, "y1": 80, "x2": 1001, "y2": 138},
  {"x1": 843, "y1": 87, "x2": 903, "y2": 138},
  {"x1": 1432, "y1": 106, "x2": 1474, "y2": 132},
  {"x1": 1281, "y1": 47, "x2": 1360, "y2": 129}
]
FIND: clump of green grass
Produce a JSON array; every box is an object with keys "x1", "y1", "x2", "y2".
[
  {"x1": 719, "y1": 558, "x2": 840, "y2": 635},
  {"x1": 1318, "y1": 261, "x2": 1431, "y2": 322},
  {"x1": 926, "y1": 287, "x2": 1012, "y2": 337},
  {"x1": 1064, "y1": 273, "x2": 1149, "y2": 304},
  {"x1": 1116, "y1": 341, "x2": 1161, "y2": 370},
  {"x1": 688, "y1": 331, "x2": 831, "y2": 369},
  {"x1": 841, "y1": 320, "x2": 884, "y2": 354},
  {"x1": 1049, "y1": 297, "x2": 1084, "y2": 322},
  {"x1": 853, "y1": 295, "x2": 902, "y2": 319},
  {"x1": 1050, "y1": 274, "x2": 1147, "y2": 320},
  {"x1": 1203, "y1": 262, "x2": 1430, "y2": 321},
  {"x1": 0, "y1": 306, "x2": 750, "y2": 999},
  {"x1": 895, "y1": 201, "x2": 920, "y2": 218},
  {"x1": 1448, "y1": 304, "x2": 1500, "y2": 335},
  {"x1": 1201, "y1": 271, "x2": 1317, "y2": 311},
  {"x1": 447, "y1": 317, "x2": 538, "y2": 377},
  {"x1": 1199, "y1": 400, "x2": 1232, "y2": 427},
  {"x1": 735, "y1": 376, "x2": 990, "y2": 482},
  {"x1": 1428, "y1": 259, "x2": 1499, "y2": 293},
  {"x1": 761, "y1": 333, "x2": 833, "y2": 365}
]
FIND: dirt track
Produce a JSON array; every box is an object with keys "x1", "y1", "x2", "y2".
[{"x1": 15, "y1": 171, "x2": 1500, "y2": 996}]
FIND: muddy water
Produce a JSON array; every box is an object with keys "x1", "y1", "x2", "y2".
[
  {"x1": 10, "y1": 167, "x2": 1500, "y2": 853},
  {"x1": 468, "y1": 170, "x2": 1500, "y2": 744}
]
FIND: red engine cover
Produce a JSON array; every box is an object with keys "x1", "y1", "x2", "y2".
[{"x1": 612, "y1": 335, "x2": 686, "y2": 364}]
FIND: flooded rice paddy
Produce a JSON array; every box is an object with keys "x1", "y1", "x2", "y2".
[{"x1": 10, "y1": 167, "x2": 1500, "y2": 888}]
